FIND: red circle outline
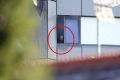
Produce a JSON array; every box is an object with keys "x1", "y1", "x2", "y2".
[{"x1": 48, "y1": 24, "x2": 75, "y2": 55}]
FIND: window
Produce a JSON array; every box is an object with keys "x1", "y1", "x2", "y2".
[{"x1": 57, "y1": 16, "x2": 80, "y2": 44}]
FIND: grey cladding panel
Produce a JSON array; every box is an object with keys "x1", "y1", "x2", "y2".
[
  {"x1": 82, "y1": 0, "x2": 96, "y2": 16},
  {"x1": 82, "y1": 45, "x2": 97, "y2": 57},
  {"x1": 112, "y1": 6, "x2": 120, "y2": 17},
  {"x1": 101, "y1": 46, "x2": 120, "y2": 54},
  {"x1": 57, "y1": 0, "x2": 81, "y2": 15}
]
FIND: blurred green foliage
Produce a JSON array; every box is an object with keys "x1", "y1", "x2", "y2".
[{"x1": 0, "y1": 0, "x2": 51, "y2": 80}]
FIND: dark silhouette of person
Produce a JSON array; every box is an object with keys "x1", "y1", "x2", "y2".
[{"x1": 57, "y1": 34, "x2": 64, "y2": 43}]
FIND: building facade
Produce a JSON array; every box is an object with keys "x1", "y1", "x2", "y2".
[{"x1": 37, "y1": 0, "x2": 120, "y2": 61}]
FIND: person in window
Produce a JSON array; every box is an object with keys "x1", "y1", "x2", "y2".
[
  {"x1": 60, "y1": 35, "x2": 64, "y2": 43},
  {"x1": 57, "y1": 34, "x2": 64, "y2": 43}
]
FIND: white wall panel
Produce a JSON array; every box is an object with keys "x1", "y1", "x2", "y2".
[
  {"x1": 81, "y1": 17, "x2": 97, "y2": 44},
  {"x1": 99, "y1": 19, "x2": 120, "y2": 45}
]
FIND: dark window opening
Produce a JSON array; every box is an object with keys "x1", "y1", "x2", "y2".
[{"x1": 57, "y1": 16, "x2": 64, "y2": 43}]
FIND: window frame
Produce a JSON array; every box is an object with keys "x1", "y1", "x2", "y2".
[{"x1": 57, "y1": 15, "x2": 81, "y2": 45}]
